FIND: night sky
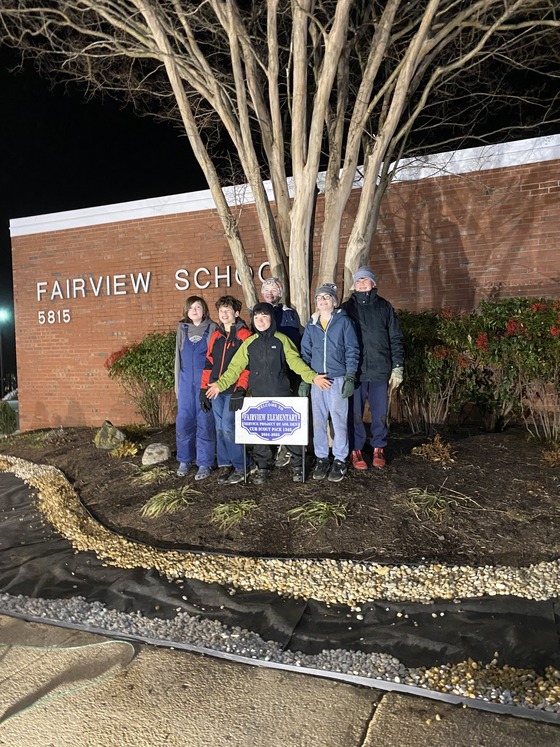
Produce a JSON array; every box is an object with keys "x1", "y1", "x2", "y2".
[{"x1": 0, "y1": 45, "x2": 206, "y2": 387}]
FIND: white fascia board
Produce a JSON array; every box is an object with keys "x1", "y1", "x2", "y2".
[{"x1": 10, "y1": 134, "x2": 560, "y2": 238}]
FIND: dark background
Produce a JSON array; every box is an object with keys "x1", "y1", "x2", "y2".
[{"x1": 0, "y1": 46, "x2": 206, "y2": 394}]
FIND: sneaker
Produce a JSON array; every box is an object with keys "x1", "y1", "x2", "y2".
[
  {"x1": 247, "y1": 461, "x2": 258, "y2": 475},
  {"x1": 194, "y1": 465, "x2": 212, "y2": 481},
  {"x1": 253, "y1": 468, "x2": 271, "y2": 485},
  {"x1": 176, "y1": 462, "x2": 191, "y2": 477},
  {"x1": 225, "y1": 469, "x2": 245, "y2": 485},
  {"x1": 328, "y1": 459, "x2": 348, "y2": 482},
  {"x1": 312, "y1": 458, "x2": 330, "y2": 480},
  {"x1": 275, "y1": 446, "x2": 291, "y2": 468},
  {"x1": 292, "y1": 469, "x2": 304, "y2": 483},
  {"x1": 372, "y1": 448, "x2": 386, "y2": 469},
  {"x1": 217, "y1": 466, "x2": 234, "y2": 484},
  {"x1": 351, "y1": 450, "x2": 368, "y2": 470}
]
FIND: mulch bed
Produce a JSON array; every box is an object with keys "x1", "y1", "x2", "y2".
[{"x1": 1, "y1": 424, "x2": 558, "y2": 567}]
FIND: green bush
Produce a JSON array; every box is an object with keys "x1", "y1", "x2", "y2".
[
  {"x1": 105, "y1": 331, "x2": 176, "y2": 427},
  {"x1": 397, "y1": 310, "x2": 469, "y2": 434},
  {"x1": 0, "y1": 402, "x2": 17, "y2": 435},
  {"x1": 397, "y1": 298, "x2": 560, "y2": 440}
]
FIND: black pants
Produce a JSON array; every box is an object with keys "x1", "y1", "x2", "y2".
[{"x1": 253, "y1": 443, "x2": 303, "y2": 469}]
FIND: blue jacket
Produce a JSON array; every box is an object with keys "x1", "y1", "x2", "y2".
[{"x1": 300, "y1": 308, "x2": 359, "y2": 379}]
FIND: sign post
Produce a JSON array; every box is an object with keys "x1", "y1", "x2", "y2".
[{"x1": 235, "y1": 397, "x2": 309, "y2": 482}]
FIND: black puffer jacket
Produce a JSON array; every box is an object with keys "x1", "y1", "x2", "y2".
[
  {"x1": 215, "y1": 315, "x2": 317, "y2": 397},
  {"x1": 342, "y1": 289, "x2": 404, "y2": 382}
]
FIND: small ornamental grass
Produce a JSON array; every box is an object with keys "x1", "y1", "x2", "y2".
[
  {"x1": 405, "y1": 480, "x2": 479, "y2": 522},
  {"x1": 140, "y1": 486, "x2": 200, "y2": 518},
  {"x1": 132, "y1": 465, "x2": 174, "y2": 485},
  {"x1": 109, "y1": 441, "x2": 139, "y2": 458},
  {"x1": 412, "y1": 434, "x2": 455, "y2": 464},
  {"x1": 287, "y1": 499, "x2": 348, "y2": 530},
  {"x1": 210, "y1": 499, "x2": 258, "y2": 532}
]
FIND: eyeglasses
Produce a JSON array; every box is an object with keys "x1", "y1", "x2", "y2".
[{"x1": 316, "y1": 294, "x2": 334, "y2": 301}]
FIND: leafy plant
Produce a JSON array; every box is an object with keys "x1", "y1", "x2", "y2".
[
  {"x1": 105, "y1": 331, "x2": 176, "y2": 427},
  {"x1": 140, "y1": 486, "x2": 199, "y2": 518},
  {"x1": 0, "y1": 402, "x2": 17, "y2": 436},
  {"x1": 109, "y1": 440, "x2": 139, "y2": 458},
  {"x1": 287, "y1": 500, "x2": 348, "y2": 530},
  {"x1": 210, "y1": 499, "x2": 258, "y2": 532},
  {"x1": 397, "y1": 310, "x2": 469, "y2": 434}
]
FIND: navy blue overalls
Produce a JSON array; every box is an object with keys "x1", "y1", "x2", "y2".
[{"x1": 176, "y1": 325, "x2": 216, "y2": 467}]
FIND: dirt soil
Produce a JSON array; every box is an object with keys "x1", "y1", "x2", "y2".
[{"x1": 1, "y1": 425, "x2": 559, "y2": 566}]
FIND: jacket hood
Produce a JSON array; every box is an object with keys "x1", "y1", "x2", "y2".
[{"x1": 251, "y1": 302, "x2": 277, "y2": 336}]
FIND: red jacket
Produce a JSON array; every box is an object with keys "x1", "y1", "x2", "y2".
[{"x1": 200, "y1": 319, "x2": 252, "y2": 394}]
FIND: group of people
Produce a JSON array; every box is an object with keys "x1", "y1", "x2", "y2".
[{"x1": 174, "y1": 267, "x2": 404, "y2": 485}]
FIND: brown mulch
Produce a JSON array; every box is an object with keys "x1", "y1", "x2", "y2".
[{"x1": 1, "y1": 425, "x2": 558, "y2": 567}]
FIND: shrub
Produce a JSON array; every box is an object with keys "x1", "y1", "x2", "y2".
[
  {"x1": 397, "y1": 310, "x2": 469, "y2": 434},
  {"x1": 451, "y1": 298, "x2": 560, "y2": 438},
  {"x1": 0, "y1": 402, "x2": 17, "y2": 436},
  {"x1": 105, "y1": 331, "x2": 176, "y2": 427}
]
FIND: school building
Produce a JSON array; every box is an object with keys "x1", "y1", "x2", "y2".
[{"x1": 9, "y1": 135, "x2": 560, "y2": 431}]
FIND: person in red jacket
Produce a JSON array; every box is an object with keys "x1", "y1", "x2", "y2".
[{"x1": 200, "y1": 296, "x2": 253, "y2": 485}]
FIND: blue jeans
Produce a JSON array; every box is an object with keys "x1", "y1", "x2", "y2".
[
  {"x1": 311, "y1": 376, "x2": 349, "y2": 462},
  {"x1": 212, "y1": 393, "x2": 247, "y2": 472},
  {"x1": 350, "y1": 380, "x2": 388, "y2": 450}
]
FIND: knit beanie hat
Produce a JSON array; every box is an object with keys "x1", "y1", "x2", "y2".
[
  {"x1": 261, "y1": 276, "x2": 283, "y2": 297},
  {"x1": 314, "y1": 282, "x2": 338, "y2": 304},
  {"x1": 352, "y1": 267, "x2": 377, "y2": 286}
]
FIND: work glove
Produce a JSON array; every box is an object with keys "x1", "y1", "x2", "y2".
[
  {"x1": 199, "y1": 389, "x2": 212, "y2": 413},
  {"x1": 229, "y1": 387, "x2": 246, "y2": 412},
  {"x1": 388, "y1": 366, "x2": 404, "y2": 396},
  {"x1": 341, "y1": 373, "x2": 356, "y2": 399},
  {"x1": 298, "y1": 381, "x2": 311, "y2": 397}
]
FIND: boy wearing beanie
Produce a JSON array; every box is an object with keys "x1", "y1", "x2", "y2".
[
  {"x1": 342, "y1": 267, "x2": 404, "y2": 469},
  {"x1": 300, "y1": 283, "x2": 359, "y2": 482}
]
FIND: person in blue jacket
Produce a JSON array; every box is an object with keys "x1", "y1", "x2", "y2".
[
  {"x1": 300, "y1": 283, "x2": 360, "y2": 482},
  {"x1": 174, "y1": 295, "x2": 216, "y2": 480}
]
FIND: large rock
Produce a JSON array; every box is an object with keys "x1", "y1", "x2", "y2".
[
  {"x1": 142, "y1": 443, "x2": 171, "y2": 466},
  {"x1": 94, "y1": 421, "x2": 126, "y2": 450}
]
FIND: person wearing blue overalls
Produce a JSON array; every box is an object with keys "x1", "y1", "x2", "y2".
[{"x1": 174, "y1": 295, "x2": 216, "y2": 480}]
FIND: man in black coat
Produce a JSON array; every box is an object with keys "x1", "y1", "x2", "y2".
[{"x1": 342, "y1": 267, "x2": 404, "y2": 469}]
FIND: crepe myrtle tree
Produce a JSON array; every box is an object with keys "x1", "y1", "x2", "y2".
[{"x1": 1, "y1": 1, "x2": 559, "y2": 319}]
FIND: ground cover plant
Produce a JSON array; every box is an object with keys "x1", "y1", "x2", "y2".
[{"x1": 1, "y1": 423, "x2": 558, "y2": 567}]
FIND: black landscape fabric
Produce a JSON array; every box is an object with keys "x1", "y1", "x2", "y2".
[{"x1": 1, "y1": 471, "x2": 559, "y2": 670}]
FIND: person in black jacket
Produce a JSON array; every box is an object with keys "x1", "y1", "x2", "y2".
[
  {"x1": 206, "y1": 302, "x2": 330, "y2": 484},
  {"x1": 342, "y1": 267, "x2": 404, "y2": 469}
]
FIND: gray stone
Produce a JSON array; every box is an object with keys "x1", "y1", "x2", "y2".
[
  {"x1": 94, "y1": 421, "x2": 126, "y2": 450},
  {"x1": 142, "y1": 443, "x2": 171, "y2": 466}
]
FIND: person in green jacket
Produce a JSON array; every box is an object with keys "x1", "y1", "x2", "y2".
[{"x1": 206, "y1": 302, "x2": 330, "y2": 484}]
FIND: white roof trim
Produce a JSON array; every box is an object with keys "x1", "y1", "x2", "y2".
[{"x1": 10, "y1": 134, "x2": 560, "y2": 237}]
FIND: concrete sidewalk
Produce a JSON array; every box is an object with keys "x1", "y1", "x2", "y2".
[{"x1": 0, "y1": 614, "x2": 558, "y2": 746}]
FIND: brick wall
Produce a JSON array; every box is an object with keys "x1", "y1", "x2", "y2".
[{"x1": 11, "y1": 154, "x2": 560, "y2": 430}]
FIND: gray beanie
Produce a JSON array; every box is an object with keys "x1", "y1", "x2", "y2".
[
  {"x1": 314, "y1": 282, "x2": 338, "y2": 304},
  {"x1": 352, "y1": 266, "x2": 377, "y2": 286}
]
